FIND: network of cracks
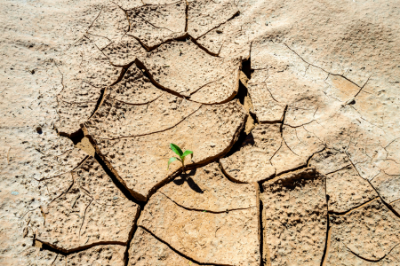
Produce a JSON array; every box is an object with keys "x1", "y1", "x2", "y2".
[{"x1": 22, "y1": 0, "x2": 400, "y2": 265}]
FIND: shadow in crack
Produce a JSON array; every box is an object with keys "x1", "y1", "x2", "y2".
[{"x1": 173, "y1": 169, "x2": 204, "y2": 193}]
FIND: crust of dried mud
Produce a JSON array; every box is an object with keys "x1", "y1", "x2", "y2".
[{"x1": 2, "y1": 0, "x2": 400, "y2": 265}]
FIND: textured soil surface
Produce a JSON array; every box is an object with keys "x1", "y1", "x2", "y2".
[{"x1": 1, "y1": 0, "x2": 400, "y2": 265}]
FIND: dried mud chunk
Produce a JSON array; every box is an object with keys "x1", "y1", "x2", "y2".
[
  {"x1": 66, "y1": 245, "x2": 125, "y2": 266},
  {"x1": 138, "y1": 193, "x2": 260, "y2": 265},
  {"x1": 26, "y1": 129, "x2": 87, "y2": 180},
  {"x1": 94, "y1": 101, "x2": 246, "y2": 201},
  {"x1": 141, "y1": 40, "x2": 240, "y2": 103},
  {"x1": 187, "y1": 0, "x2": 239, "y2": 39},
  {"x1": 330, "y1": 199, "x2": 400, "y2": 260},
  {"x1": 36, "y1": 157, "x2": 139, "y2": 251},
  {"x1": 220, "y1": 124, "x2": 281, "y2": 183},
  {"x1": 247, "y1": 70, "x2": 286, "y2": 123},
  {"x1": 309, "y1": 149, "x2": 351, "y2": 175},
  {"x1": 282, "y1": 125, "x2": 324, "y2": 157},
  {"x1": 128, "y1": 228, "x2": 207, "y2": 266},
  {"x1": 110, "y1": 63, "x2": 162, "y2": 104},
  {"x1": 84, "y1": 92, "x2": 201, "y2": 139},
  {"x1": 160, "y1": 162, "x2": 257, "y2": 212},
  {"x1": 327, "y1": 165, "x2": 377, "y2": 213},
  {"x1": 55, "y1": 100, "x2": 97, "y2": 136},
  {"x1": 127, "y1": 1, "x2": 186, "y2": 49},
  {"x1": 102, "y1": 35, "x2": 146, "y2": 66},
  {"x1": 261, "y1": 168, "x2": 327, "y2": 266},
  {"x1": 87, "y1": 2, "x2": 129, "y2": 45},
  {"x1": 325, "y1": 232, "x2": 399, "y2": 266},
  {"x1": 371, "y1": 172, "x2": 400, "y2": 203},
  {"x1": 195, "y1": 22, "x2": 228, "y2": 55},
  {"x1": 56, "y1": 38, "x2": 122, "y2": 134},
  {"x1": 59, "y1": 38, "x2": 122, "y2": 89}
]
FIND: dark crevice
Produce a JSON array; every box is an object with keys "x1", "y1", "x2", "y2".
[
  {"x1": 124, "y1": 209, "x2": 141, "y2": 266},
  {"x1": 94, "y1": 153, "x2": 145, "y2": 208},
  {"x1": 242, "y1": 57, "x2": 251, "y2": 79},
  {"x1": 37, "y1": 240, "x2": 126, "y2": 256},
  {"x1": 160, "y1": 191, "x2": 255, "y2": 213},
  {"x1": 140, "y1": 226, "x2": 234, "y2": 266},
  {"x1": 328, "y1": 197, "x2": 379, "y2": 216},
  {"x1": 225, "y1": 57, "x2": 255, "y2": 157},
  {"x1": 61, "y1": 128, "x2": 85, "y2": 145},
  {"x1": 258, "y1": 194, "x2": 264, "y2": 266},
  {"x1": 320, "y1": 194, "x2": 330, "y2": 266}
]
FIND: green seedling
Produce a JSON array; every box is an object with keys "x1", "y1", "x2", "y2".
[{"x1": 167, "y1": 143, "x2": 193, "y2": 173}]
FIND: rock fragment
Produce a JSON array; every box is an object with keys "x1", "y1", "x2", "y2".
[
  {"x1": 138, "y1": 192, "x2": 260, "y2": 265},
  {"x1": 261, "y1": 168, "x2": 327, "y2": 265},
  {"x1": 92, "y1": 101, "x2": 246, "y2": 201}
]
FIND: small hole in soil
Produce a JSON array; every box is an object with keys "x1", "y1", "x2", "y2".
[{"x1": 36, "y1": 127, "x2": 42, "y2": 134}]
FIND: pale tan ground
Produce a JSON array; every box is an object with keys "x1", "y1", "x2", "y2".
[{"x1": 1, "y1": 0, "x2": 400, "y2": 265}]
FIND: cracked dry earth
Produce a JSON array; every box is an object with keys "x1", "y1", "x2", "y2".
[{"x1": 2, "y1": 0, "x2": 400, "y2": 266}]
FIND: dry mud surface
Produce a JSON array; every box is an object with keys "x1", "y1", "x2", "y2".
[{"x1": 1, "y1": 0, "x2": 400, "y2": 265}]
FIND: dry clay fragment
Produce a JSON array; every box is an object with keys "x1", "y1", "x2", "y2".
[
  {"x1": 325, "y1": 232, "x2": 400, "y2": 266},
  {"x1": 309, "y1": 148, "x2": 351, "y2": 175},
  {"x1": 25, "y1": 127, "x2": 88, "y2": 181},
  {"x1": 93, "y1": 101, "x2": 246, "y2": 201},
  {"x1": 127, "y1": 1, "x2": 186, "y2": 49},
  {"x1": 220, "y1": 123, "x2": 323, "y2": 183},
  {"x1": 55, "y1": 38, "x2": 122, "y2": 135},
  {"x1": 129, "y1": 227, "x2": 213, "y2": 266},
  {"x1": 247, "y1": 69, "x2": 287, "y2": 123},
  {"x1": 141, "y1": 40, "x2": 240, "y2": 103},
  {"x1": 220, "y1": 123, "x2": 280, "y2": 183},
  {"x1": 87, "y1": 2, "x2": 129, "y2": 47},
  {"x1": 309, "y1": 149, "x2": 377, "y2": 213},
  {"x1": 326, "y1": 165, "x2": 378, "y2": 213},
  {"x1": 160, "y1": 162, "x2": 258, "y2": 212},
  {"x1": 37, "y1": 157, "x2": 139, "y2": 252},
  {"x1": 187, "y1": 0, "x2": 239, "y2": 39},
  {"x1": 102, "y1": 35, "x2": 146, "y2": 66},
  {"x1": 110, "y1": 63, "x2": 163, "y2": 104},
  {"x1": 329, "y1": 199, "x2": 400, "y2": 261},
  {"x1": 138, "y1": 193, "x2": 260, "y2": 265},
  {"x1": 371, "y1": 172, "x2": 400, "y2": 204},
  {"x1": 84, "y1": 92, "x2": 201, "y2": 139},
  {"x1": 250, "y1": 41, "x2": 341, "y2": 127},
  {"x1": 261, "y1": 168, "x2": 327, "y2": 266}
]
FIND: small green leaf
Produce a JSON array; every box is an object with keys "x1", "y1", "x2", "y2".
[
  {"x1": 181, "y1": 150, "x2": 193, "y2": 160},
  {"x1": 167, "y1": 157, "x2": 179, "y2": 170},
  {"x1": 170, "y1": 143, "x2": 183, "y2": 156}
]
